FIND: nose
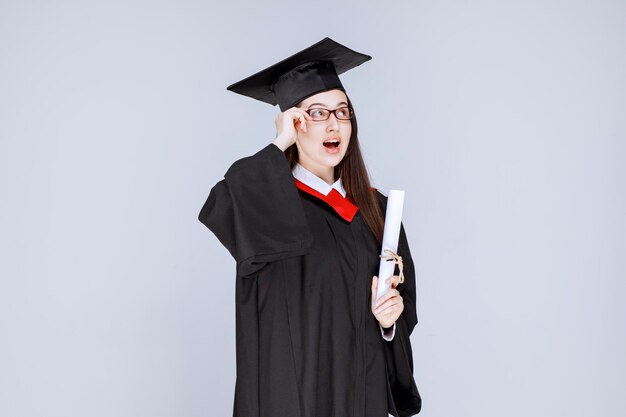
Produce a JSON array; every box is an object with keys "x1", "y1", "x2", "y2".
[{"x1": 326, "y1": 112, "x2": 340, "y2": 131}]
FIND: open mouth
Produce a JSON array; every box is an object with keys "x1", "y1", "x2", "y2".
[{"x1": 323, "y1": 139, "x2": 340, "y2": 149}]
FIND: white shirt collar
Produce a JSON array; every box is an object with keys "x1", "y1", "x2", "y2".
[{"x1": 292, "y1": 163, "x2": 346, "y2": 198}]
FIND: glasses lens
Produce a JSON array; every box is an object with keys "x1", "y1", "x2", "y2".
[
  {"x1": 309, "y1": 108, "x2": 330, "y2": 121},
  {"x1": 335, "y1": 107, "x2": 352, "y2": 120}
]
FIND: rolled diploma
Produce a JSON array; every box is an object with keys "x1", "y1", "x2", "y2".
[{"x1": 375, "y1": 189, "x2": 405, "y2": 301}]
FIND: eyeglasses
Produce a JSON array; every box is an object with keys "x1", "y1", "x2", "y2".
[{"x1": 305, "y1": 106, "x2": 353, "y2": 121}]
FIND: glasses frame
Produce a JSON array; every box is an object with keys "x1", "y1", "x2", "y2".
[{"x1": 304, "y1": 106, "x2": 353, "y2": 121}]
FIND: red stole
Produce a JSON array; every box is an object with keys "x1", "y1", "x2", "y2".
[{"x1": 294, "y1": 178, "x2": 359, "y2": 222}]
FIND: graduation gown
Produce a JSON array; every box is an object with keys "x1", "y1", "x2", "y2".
[{"x1": 198, "y1": 143, "x2": 421, "y2": 417}]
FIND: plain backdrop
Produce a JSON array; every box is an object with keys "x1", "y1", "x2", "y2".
[{"x1": 1, "y1": 1, "x2": 625, "y2": 416}]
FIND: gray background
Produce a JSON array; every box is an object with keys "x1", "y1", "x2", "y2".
[{"x1": 1, "y1": 1, "x2": 625, "y2": 416}]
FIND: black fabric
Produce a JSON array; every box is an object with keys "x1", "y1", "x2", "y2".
[
  {"x1": 271, "y1": 61, "x2": 344, "y2": 111},
  {"x1": 226, "y1": 37, "x2": 371, "y2": 110},
  {"x1": 198, "y1": 143, "x2": 421, "y2": 417}
]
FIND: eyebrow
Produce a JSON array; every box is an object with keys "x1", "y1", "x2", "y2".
[{"x1": 307, "y1": 101, "x2": 348, "y2": 109}]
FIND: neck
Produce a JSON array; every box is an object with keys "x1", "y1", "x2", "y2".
[{"x1": 298, "y1": 161, "x2": 335, "y2": 185}]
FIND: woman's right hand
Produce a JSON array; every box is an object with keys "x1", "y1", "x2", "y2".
[{"x1": 273, "y1": 107, "x2": 312, "y2": 151}]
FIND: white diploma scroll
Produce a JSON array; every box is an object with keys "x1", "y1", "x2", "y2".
[{"x1": 375, "y1": 189, "x2": 405, "y2": 301}]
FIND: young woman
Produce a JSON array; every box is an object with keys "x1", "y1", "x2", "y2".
[{"x1": 198, "y1": 38, "x2": 421, "y2": 417}]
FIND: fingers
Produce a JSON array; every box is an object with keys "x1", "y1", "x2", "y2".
[
  {"x1": 385, "y1": 274, "x2": 402, "y2": 289},
  {"x1": 374, "y1": 286, "x2": 399, "y2": 308},
  {"x1": 371, "y1": 274, "x2": 404, "y2": 327},
  {"x1": 285, "y1": 107, "x2": 312, "y2": 132},
  {"x1": 274, "y1": 107, "x2": 313, "y2": 148},
  {"x1": 298, "y1": 115, "x2": 307, "y2": 132},
  {"x1": 371, "y1": 276, "x2": 378, "y2": 307},
  {"x1": 373, "y1": 281, "x2": 403, "y2": 313},
  {"x1": 276, "y1": 108, "x2": 311, "y2": 124},
  {"x1": 373, "y1": 296, "x2": 404, "y2": 315},
  {"x1": 286, "y1": 106, "x2": 313, "y2": 119}
]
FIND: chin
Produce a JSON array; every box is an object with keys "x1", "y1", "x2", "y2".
[{"x1": 320, "y1": 155, "x2": 344, "y2": 167}]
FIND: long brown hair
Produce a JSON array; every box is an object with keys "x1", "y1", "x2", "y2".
[{"x1": 285, "y1": 93, "x2": 385, "y2": 244}]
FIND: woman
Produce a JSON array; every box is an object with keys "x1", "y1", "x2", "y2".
[{"x1": 198, "y1": 38, "x2": 421, "y2": 417}]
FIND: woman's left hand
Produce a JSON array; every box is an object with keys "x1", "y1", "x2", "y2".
[{"x1": 371, "y1": 275, "x2": 404, "y2": 329}]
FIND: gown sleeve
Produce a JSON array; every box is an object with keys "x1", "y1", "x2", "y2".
[
  {"x1": 385, "y1": 221, "x2": 422, "y2": 416},
  {"x1": 375, "y1": 189, "x2": 421, "y2": 415},
  {"x1": 198, "y1": 143, "x2": 313, "y2": 277}
]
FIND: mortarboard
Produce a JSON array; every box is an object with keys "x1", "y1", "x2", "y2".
[{"x1": 226, "y1": 37, "x2": 372, "y2": 111}]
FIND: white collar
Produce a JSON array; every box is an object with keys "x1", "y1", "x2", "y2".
[{"x1": 292, "y1": 163, "x2": 346, "y2": 198}]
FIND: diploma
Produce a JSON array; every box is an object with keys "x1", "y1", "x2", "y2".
[{"x1": 375, "y1": 189, "x2": 405, "y2": 301}]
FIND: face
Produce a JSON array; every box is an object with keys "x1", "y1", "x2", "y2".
[{"x1": 295, "y1": 89, "x2": 352, "y2": 177}]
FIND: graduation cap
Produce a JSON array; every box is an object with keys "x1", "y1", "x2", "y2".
[{"x1": 226, "y1": 37, "x2": 372, "y2": 111}]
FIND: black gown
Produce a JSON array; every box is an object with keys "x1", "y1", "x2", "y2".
[{"x1": 198, "y1": 143, "x2": 421, "y2": 417}]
